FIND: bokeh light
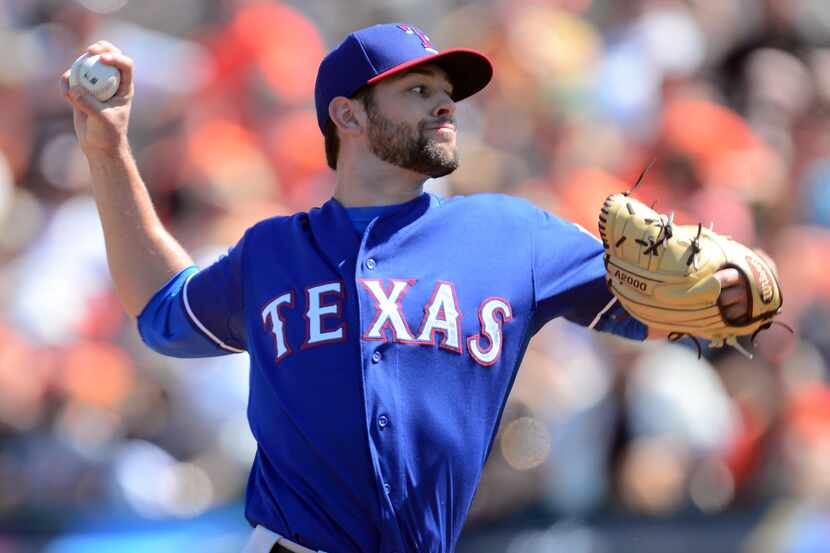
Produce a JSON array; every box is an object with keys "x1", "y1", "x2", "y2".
[{"x1": 75, "y1": 0, "x2": 129, "y2": 15}]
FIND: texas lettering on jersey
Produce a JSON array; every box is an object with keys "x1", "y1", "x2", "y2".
[{"x1": 260, "y1": 279, "x2": 514, "y2": 367}]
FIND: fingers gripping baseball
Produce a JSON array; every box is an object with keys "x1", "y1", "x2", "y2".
[
  {"x1": 88, "y1": 41, "x2": 135, "y2": 98},
  {"x1": 62, "y1": 75, "x2": 107, "y2": 114},
  {"x1": 61, "y1": 42, "x2": 134, "y2": 155}
]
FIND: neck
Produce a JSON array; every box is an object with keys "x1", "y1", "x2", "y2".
[{"x1": 333, "y1": 154, "x2": 427, "y2": 208}]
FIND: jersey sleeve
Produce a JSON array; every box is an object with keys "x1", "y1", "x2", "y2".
[
  {"x1": 529, "y1": 208, "x2": 647, "y2": 341},
  {"x1": 137, "y1": 236, "x2": 248, "y2": 357}
]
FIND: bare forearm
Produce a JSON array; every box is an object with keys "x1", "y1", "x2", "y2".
[
  {"x1": 87, "y1": 145, "x2": 193, "y2": 317},
  {"x1": 60, "y1": 43, "x2": 191, "y2": 317}
]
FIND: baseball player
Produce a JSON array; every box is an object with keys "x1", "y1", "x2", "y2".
[{"x1": 62, "y1": 23, "x2": 755, "y2": 553}]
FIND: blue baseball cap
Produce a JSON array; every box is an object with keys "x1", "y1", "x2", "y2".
[{"x1": 314, "y1": 23, "x2": 494, "y2": 133}]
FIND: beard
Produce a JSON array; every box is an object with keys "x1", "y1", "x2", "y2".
[{"x1": 365, "y1": 105, "x2": 459, "y2": 178}]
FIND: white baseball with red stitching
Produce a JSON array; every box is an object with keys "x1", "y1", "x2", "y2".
[{"x1": 68, "y1": 53, "x2": 121, "y2": 102}]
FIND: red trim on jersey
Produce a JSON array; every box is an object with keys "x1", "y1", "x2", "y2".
[
  {"x1": 414, "y1": 280, "x2": 464, "y2": 354},
  {"x1": 260, "y1": 291, "x2": 295, "y2": 365},
  {"x1": 358, "y1": 278, "x2": 419, "y2": 344},
  {"x1": 301, "y1": 280, "x2": 347, "y2": 351},
  {"x1": 467, "y1": 296, "x2": 513, "y2": 367}
]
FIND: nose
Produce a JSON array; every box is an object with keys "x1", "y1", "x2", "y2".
[{"x1": 433, "y1": 92, "x2": 456, "y2": 120}]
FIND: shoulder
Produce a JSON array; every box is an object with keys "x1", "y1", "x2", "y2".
[
  {"x1": 230, "y1": 212, "x2": 312, "y2": 256},
  {"x1": 246, "y1": 211, "x2": 310, "y2": 236},
  {"x1": 432, "y1": 192, "x2": 579, "y2": 231},
  {"x1": 432, "y1": 192, "x2": 546, "y2": 223}
]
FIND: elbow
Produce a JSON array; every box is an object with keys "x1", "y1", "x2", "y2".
[
  {"x1": 137, "y1": 321, "x2": 199, "y2": 358},
  {"x1": 125, "y1": 299, "x2": 147, "y2": 320}
]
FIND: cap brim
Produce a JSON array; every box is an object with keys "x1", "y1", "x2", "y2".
[{"x1": 367, "y1": 48, "x2": 493, "y2": 102}]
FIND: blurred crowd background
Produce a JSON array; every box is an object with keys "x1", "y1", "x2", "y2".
[{"x1": 0, "y1": 0, "x2": 829, "y2": 552}]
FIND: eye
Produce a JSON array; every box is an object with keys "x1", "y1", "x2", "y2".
[{"x1": 410, "y1": 85, "x2": 427, "y2": 95}]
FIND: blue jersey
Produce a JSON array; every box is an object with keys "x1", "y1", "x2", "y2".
[{"x1": 138, "y1": 192, "x2": 645, "y2": 553}]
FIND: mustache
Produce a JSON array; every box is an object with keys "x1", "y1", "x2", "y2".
[{"x1": 420, "y1": 118, "x2": 456, "y2": 130}]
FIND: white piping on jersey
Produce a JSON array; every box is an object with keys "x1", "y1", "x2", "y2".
[
  {"x1": 183, "y1": 271, "x2": 246, "y2": 353},
  {"x1": 588, "y1": 296, "x2": 618, "y2": 330}
]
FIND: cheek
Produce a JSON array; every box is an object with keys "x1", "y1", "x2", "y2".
[{"x1": 376, "y1": 97, "x2": 428, "y2": 126}]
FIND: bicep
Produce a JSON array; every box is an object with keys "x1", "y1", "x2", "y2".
[
  {"x1": 530, "y1": 214, "x2": 609, "y2": 327},
  {"x1": 137, "y1": 267, "x2": 244, "y2": 357},
  {"x1": 530, "y1": 212, "x2": 646, "y2": 340}
]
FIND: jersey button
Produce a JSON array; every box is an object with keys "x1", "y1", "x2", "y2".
[
  {"x1": 366, "y1": 258, "x2": 377, "y2": 270},
  {"x1": 377, "y1": 415, "x2": 390, "y2": 429},
  {"x1": 383, "y1": 483, "x2": 392, "y2": 494},
  {"x1": 371, "y1": 351, "x2": 382, "y2": 363}
]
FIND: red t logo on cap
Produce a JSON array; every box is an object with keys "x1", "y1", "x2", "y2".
[{"x1": 397, "y1": 24, "x2": 437, "y2": 52}]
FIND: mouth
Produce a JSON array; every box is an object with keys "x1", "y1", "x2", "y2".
[{"x1": 423, "y1": 125, "x2": 456, "y2": 139}]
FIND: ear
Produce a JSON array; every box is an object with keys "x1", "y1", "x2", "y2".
[{"x1": 329, "y1": 96, "x2": 365, "y2": 136}]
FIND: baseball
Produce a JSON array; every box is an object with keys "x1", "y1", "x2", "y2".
[{"x1": 68, "y1": 53, "x2": 121, "y2": 102}]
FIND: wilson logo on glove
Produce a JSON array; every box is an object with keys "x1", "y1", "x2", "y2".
[{"x1": 746, "y1": 255, "x2": 775, "y2": 305}]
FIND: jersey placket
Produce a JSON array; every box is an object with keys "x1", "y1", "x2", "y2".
[{"x1": 355, "y1": 217, "x2": 407, "y2": 553}]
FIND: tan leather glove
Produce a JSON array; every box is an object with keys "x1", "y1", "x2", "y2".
[{"x1": 599, "y1": 192, "x2": 783, "y2": 352}]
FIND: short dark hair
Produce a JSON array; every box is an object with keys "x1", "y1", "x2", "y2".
[{"x1": 323, "y1": 86, "x2": 375, "y2": 170}]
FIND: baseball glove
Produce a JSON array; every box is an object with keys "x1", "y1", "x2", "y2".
[{"x1": 598, "y1": 171, "x2": 785, "y2": 356}]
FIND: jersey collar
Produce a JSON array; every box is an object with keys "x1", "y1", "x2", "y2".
[{"x1": 307, "y1": 193, "x2": 434, "y2": 276}]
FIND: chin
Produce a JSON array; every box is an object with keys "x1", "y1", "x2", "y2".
[
  {"x1": 426, "y1": 166, "x2": 457, "y2": 178},
  {"x1": 424, "y1": 157, "x2": 459, "y2": 178},
  {"x1": 429, "y1": 140, "x2": 457, "y2": 159}
]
